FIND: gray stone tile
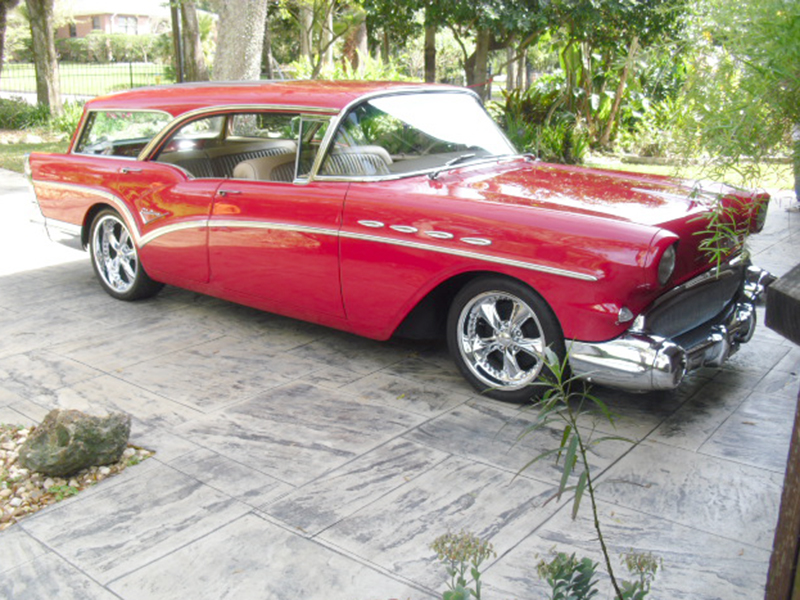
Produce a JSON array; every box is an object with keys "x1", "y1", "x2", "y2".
[
  {"x1": 649, "y1": 382, "x2": 753, "y2": 451},
  {"x1": 108, "y1": 513, "x2": 430, "y2": 600},
  {"x1": 169, "y1": 448, "x2": 292, "y2": 507},
  {"x1": 0, "y1": 310, "x2": 97, "y2": 359},
  {"x1": 486, "y1": 500, "x2": 771, "y2": 600},
  {"x1": 595, "y1": 441, "x2": 782, "y2": 550},
  {"x1": 176, "y1": 382, "x2": 423, "y2": 486},
  {"x1": 404, "y1": 400, "x2": 632, "y2": 487},
  {"x1": 116, "y1": 336, "x2": 323, "y2": 412},
  {"x1": 301, "y1": 365, "x2": 368, "y2": 389},
  {"x1": 264, "y1": 438, "x2": 450, "y2": 535},
  {"x1": 287, "y1": 331, "x2": 414, "y2": 375},
  {"x1": 699, "y1": 392, "x2": 795, "y2": 472},
  {"x1": 177, "y1": 301, "x2": 326, "y2": 347},
  {"x1": 0, "y1": 403, "x2": 40, "y2": 427},
  {"x1": 0, "y1": 526, "x2": 48, "y2": 575},
  {"x1": 1, "y1": 552, "x2": 119, "y2": 600},
  {"x1": 717, "y1": 338, "x2": 791, "y2": 379},
  {"x1": 49, "y1": 319, "x2": 224, "y2": 372},
  {"x1": 341, "y1": 372, "x2": 470, "y2": 416},
  {"x1": 20, "y1": 463, "x2": 250, "y2": 584},
  {"x1": 758, "y1": 364, "x2": 800, "y2": 400},
  {"x1": 320, "y1": 455, "x2": 561, "y2": 590},
  {"x1": 130, "y1": 426, "x2": 202, "y2": 464},
  {"x1": 0, "y1": 350, "x2": 103, "y2": 401},
  {"x1": 39, "y1": 374, "x2": 201, "y2": 430},
  {"x1": 386, "y1": 355, "x2": 478, "y2": 396}
]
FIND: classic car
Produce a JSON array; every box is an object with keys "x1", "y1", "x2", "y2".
[{"x1": 26, "y1": 80, "x2": 772, "y2": 402}]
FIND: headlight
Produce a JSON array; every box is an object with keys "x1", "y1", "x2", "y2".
[{"x1": 658, "y1": 244, "x2": 677, "y2": 285}]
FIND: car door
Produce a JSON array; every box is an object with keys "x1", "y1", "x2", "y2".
[{"x1": 206, "y1": 113, "x2": 348, "y2": 327}]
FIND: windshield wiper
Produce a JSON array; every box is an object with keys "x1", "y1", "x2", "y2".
[{"x1": 428, "y1": 153, "x2": 477, "y2": 180}]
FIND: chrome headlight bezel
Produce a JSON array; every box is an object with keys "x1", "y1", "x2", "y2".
[{"x1": 658, "y1": 243, "x2": 677, "y2": 286}]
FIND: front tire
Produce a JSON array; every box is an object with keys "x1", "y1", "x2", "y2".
[
  {"x1": 89, "y1": 209, "x2": 163, "y2": 301},
  {"x1": 447, "y1": 277, "x2": 565, "y2": 402}
]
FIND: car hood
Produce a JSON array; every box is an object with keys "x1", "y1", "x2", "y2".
[{"x1": 458, "y1": 160, "x2": 734, "y2": 228}]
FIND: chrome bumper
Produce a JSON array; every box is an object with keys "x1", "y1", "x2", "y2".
[{"x1": 568, "y1": 266, "x2": 769, "y2": 392}]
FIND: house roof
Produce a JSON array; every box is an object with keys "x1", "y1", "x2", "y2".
[{"x1": 86, "y1": 80, "x2": 464, "y2": 117}]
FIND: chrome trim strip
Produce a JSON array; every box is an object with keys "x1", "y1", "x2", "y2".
[
  {"x1": 44, "y1": 217, "x2": 82, "y2": 237},
  {"x1": 341, "y1": 230, "x2": 599, "y2": 281},
  {"x1": 29, "y1": 179, "x2": 598, "y2": 281}
]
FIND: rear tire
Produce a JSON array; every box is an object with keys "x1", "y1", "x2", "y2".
[
  {"x1": 447, "y1": 276, "x2": 565, "y2": 402},
  {"x1": 89, "y1": 209, "x2": 163, "y2": 301}
]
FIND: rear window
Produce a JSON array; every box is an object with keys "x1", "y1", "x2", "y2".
[{"x1": 74, "y1": 110, "x2": 172, "y2": 158}]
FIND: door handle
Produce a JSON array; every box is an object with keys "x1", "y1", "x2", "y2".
[{"x1": 218, "y1": 189, "x2": 242, "y2": 197}]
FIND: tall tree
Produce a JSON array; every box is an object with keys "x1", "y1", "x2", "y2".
[
  {"x1": 0, "y1": 0, "x2": 20, "y2": 81},
  {"x1": 181, "y1": 1, "x2": 209, "y2": 81},
  {"x1": 25, "y1": 0, "x2": 61, "y2": 115},
  {"x1": 211, "y1": 0, "x2": 268, "y2": 80}
]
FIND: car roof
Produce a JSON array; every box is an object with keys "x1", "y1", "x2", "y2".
[{"x1": 86, "y1": 80, "x2": 465, "y2": 117}]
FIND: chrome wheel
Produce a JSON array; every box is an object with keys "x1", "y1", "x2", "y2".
[
  {"x1": 92, "y1": 214, "x2": 139, "y2": 294},
  {"x1": 457, "y1": 291, "x2": 547, "y2": 390},
  {"x1": 448, "y1": 277, "x2": 564, "y2": 401},
  {"x1": 89, "y1": 209, "x2": 163, "y2": 301}
]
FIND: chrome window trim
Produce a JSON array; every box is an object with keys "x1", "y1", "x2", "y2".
[{"x1": 138, "y1": 104, "x2": 339, "y2": 161}]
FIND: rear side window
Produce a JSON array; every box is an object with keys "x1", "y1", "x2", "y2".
[{"x1": 74, "y1": 110, "x2": 172, "y2": 158}]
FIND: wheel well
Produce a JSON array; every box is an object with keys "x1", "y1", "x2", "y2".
[
  {"x1": 392, "y1": 271, "x2": 541, "y2": 340},
  {"x1": 81, "y1": 203, "x2": 114, "y2": 248}
]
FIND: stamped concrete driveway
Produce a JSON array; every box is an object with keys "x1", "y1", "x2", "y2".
[{"x1": 1, "y1": 166, "x2": 799, "y2": 600}]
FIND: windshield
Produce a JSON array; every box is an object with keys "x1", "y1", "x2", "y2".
[{"x1": 319, "y1": 91, "x2": 516, "y2": 178}]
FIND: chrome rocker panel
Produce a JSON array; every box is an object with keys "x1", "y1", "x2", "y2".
[{"x1": 569, "y1": 265, "x2": 769, "y2": 392}]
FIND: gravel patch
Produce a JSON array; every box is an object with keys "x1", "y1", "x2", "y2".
[{"x1": 0, "y1": 423, "x2": 153, "y2": 531}]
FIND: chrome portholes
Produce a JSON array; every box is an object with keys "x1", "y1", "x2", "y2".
[
  {"x1": 357, "y1": 220, "x2": 385, "y2": 228},
  {"x1": 456, "y1": 290, "x2": 548, "y2": 391},
  {"x1": 390, "y1": 224, "x2": 418, "y2": 233},
  {"x1": 91, "y1": 213, "x2": 139, "y2": 294}
]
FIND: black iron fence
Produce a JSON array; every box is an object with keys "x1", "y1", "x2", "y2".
[{"x1": 0, "y1": 62, "x2": 174, "y2": 99}]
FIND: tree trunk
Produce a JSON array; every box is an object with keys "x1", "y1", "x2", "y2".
[
  {"x1": 424, "y1": 19, "x2": 436, "y2": 83},
  {"x1": 506, "y1": 45, "x2": 515, "y2": 91},
  {"x1": 211, "y1": 0, "x2": 268, "y2": 81},
  {"x1": 25, "y1": 0, "x2": 61, "y2": 115},
  {"x1": 342, "y1": 17, "x2": 368, "y2": 75},
  {"x1": 299, "y1": 3, "x2": 313, "y2": 63},
  {"x1": 0, "y1": 0, "x2": 20, "y2": 81},
  {"x1": 181, "y1": 1, "x2": 209, "y2": 82},
  {"x1": 599, "y1": 36, "x2": 639, "y2": 148},
  {"x1": 170, "y1": 2, "x2": 184, "y2": 82},
  {"x1": 320, "y1": 5, "x2": 333, "y2": 70},
  {"x1": 471, "y1": 28, "x2": 491, "y2": 102},
  {"x1": 263, "y1": 10, "x2": 274, "y2": 79}
]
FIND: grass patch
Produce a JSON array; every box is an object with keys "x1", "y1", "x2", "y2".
[
  {"x1": 0, "y1": 139, "x2": 70, "y2": 173},
  {"x1": 585, "y1": 157, "x2": 794, "y2": 191}
]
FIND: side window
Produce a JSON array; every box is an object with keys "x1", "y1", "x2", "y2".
[
  {"x1": 74, "y1": 110, "x2": 171, "y2": 157},
  {"x1": 297, "y1": 117, "x2": 330, "y2": 179},
  {"x1": 154, "y1": 111, "x2": 301, "y2": 181},
  {"x1": 319, "y1": 105, "x2": 393, "y2": 177}
]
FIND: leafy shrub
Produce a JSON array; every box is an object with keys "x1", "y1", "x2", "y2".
[
  {"x1": 0, "y1": 97, "x2": 50, "y2": 129},
  {"x1": 56, "y1": 33, "x2": 162, "y2": 63},
  {"x1": 49, "y1": 101, "x2": 85, "y2": 136},
  {"x1": 538, "y1": 552, "x2": 600, "y2": 600}
]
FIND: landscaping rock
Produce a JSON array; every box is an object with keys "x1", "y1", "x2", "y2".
[{"x1": 18, "y1": 410, "x2": 131, "y2": 477}]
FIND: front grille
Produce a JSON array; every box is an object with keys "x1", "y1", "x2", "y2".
[{"x1": 643, "y1": 265, "x2": 744, "y2": 338}]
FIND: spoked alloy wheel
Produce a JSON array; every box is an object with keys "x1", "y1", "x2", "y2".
[
  {"x1": 448, "y1": 277, "x2": 564, "y2": 402},
  {"x1": 89, "y1": 210, "x2": 162, "y2": 301}
]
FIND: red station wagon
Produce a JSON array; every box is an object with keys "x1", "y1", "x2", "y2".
[{"x1": 26, "y1": 80, "x2": 772, "y2": 401}]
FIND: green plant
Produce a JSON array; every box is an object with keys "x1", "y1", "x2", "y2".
[
  {"x1": 48, "y1": 485, "x2": 79, "y2": 501},
  {"x1": 537, "y1": 551, "x2": 599, "y2": 600},
  {"x1": 431, "y1": 530, "x2": 496, "y2": 600},
  {"x1": 0, "y1": 97, "x2": 50, "y2": 129},
  {"x1": 619, "y1": 551, "x2": 662, "y2": 600},
  {"x1": 690, "y1": 193, "x2": 753, "y2": 272},
  {"x1": 518, "y1": 348, "x2": 633, "y2": 599},
  {"x1": 49, "y1": 101, "x2": 85, "y2": 136}
]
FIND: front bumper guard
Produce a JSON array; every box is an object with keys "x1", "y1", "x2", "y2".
[{"x1": 569, "y1": 266, "x2": 768, "y2": 392}]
